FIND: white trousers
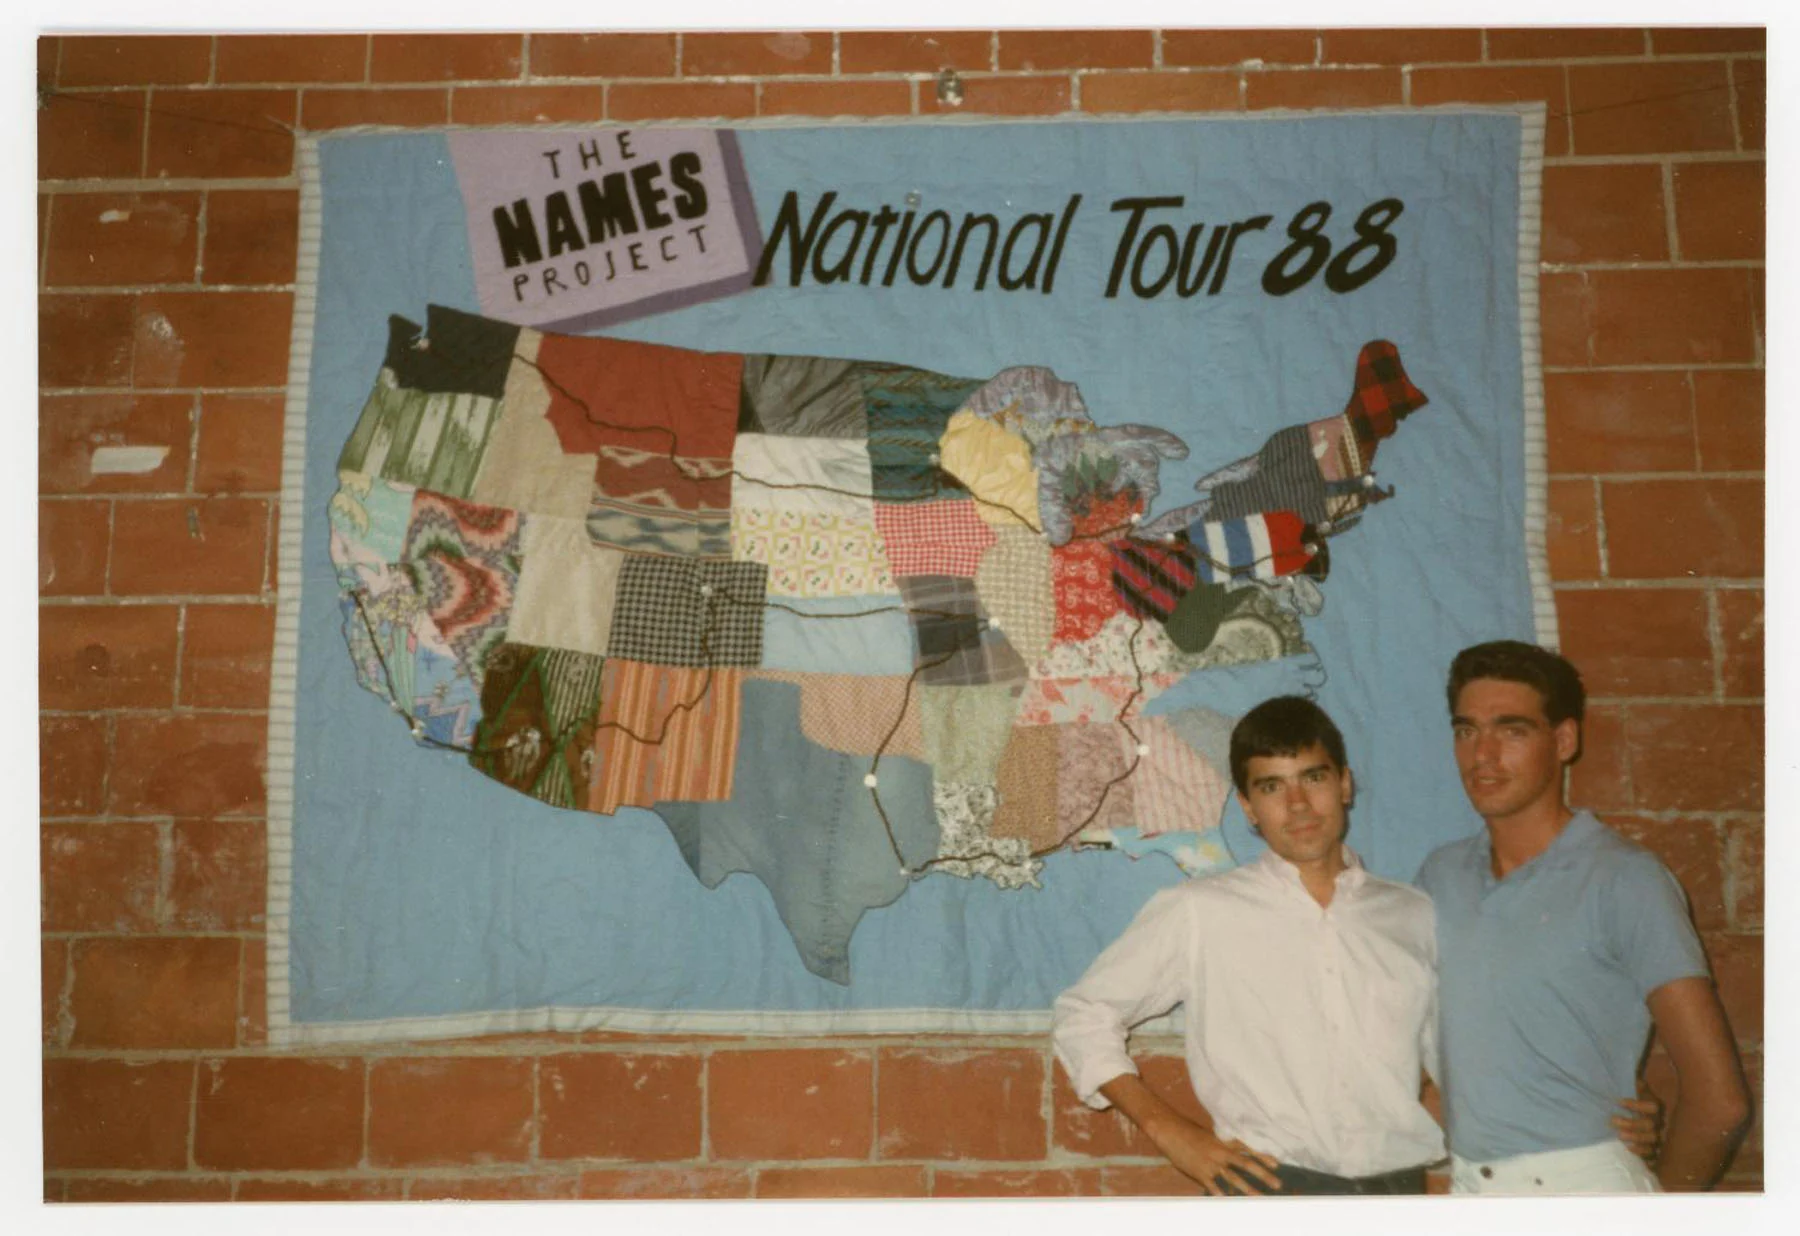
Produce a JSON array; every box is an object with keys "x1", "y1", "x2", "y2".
[{"x1": 1451, "y1": 1140, "x2": 1661, "y2": 1195}]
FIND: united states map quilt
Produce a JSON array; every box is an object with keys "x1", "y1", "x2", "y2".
[{"x1": 271, "y1": 111, "x2": 1551, "y2": 1041}]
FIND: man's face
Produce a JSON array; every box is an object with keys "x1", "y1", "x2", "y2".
[
  {"x1": 1451, "y1": 677, "x2": 1578, "y2": 823},
  {"x1": 1235, "y1": 742, "x2": 1352, "y2": 867}
]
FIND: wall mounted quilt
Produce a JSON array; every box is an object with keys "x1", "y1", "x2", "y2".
[{"x1": 269, "y1": 109, "x2": 1552, "y2": 1043}]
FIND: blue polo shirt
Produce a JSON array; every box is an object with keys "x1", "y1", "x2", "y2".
[{"x1": 1415, "y1": 811, "x2": 1709, "y2": 1161}]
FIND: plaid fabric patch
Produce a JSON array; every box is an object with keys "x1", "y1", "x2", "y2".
[
  {"x1": 896, "y1": 574, "x2": 1029, "y2": 687},
  {"x1": 1344, "y1": 339, "x2": 1429, "y2": 457},
  {"x1": 1109, "y1": 535, "x2": 1199, "y2": 621},
  {"x1": 860, "y1": 362, "x2": 983, "y2": 503},
  {"x1": 606, "y1": 556, "x2": 769, "y2": 668},
  {"x1": 873, "y1": 499, "x2": 998, "y2": 578}
]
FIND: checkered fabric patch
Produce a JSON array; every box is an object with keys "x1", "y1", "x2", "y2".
[
  {"x1": 1344, "y1": 339, "x2": 1428, "y2": 452},
  {"x1": 606, "y1": 556, "x2": 769, "y2": 668},
  {"x1": 896, "y1": 574, "x2": 1028, "y2": 687},
  {"x1": 873, "y1": 499, "x2": 999, "y2": 578}
]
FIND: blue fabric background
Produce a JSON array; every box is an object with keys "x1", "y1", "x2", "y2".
[{"x1": 290, "y1": 114, "x2": 1531, "y2": 1025}]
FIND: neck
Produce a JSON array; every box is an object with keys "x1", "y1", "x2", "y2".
[
  {"x1": 1290, "y1": 848, "x2": 1348, "y2": 908},
  {"x1": 1485, "y1": 799, "x2": 1575, "y2": 878}
]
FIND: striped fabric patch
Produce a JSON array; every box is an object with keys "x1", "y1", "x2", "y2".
[
  {"x1": 1190, "y1": 510, "x2": 1312, "y2": 584},
  {"x1": 1108, "y1": 537, "x2": 1199, "y2": 621},
  {"x1": 588, "y1": 661, "x2": 743, "y2": 814}
]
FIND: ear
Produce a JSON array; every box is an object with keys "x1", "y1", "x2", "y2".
[
  {"x1": 1340, "y1": 767, "x2": 1355, "y2": 807},
  {"x1": 1235, "y1": 791, "x2": 1259, "y2": 833},
  {"x1": 1553, "y1": 718, "x2": 1579, "y2": 765}
]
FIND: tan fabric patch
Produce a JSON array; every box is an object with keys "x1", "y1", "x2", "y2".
[
  {"x1": 748, "y1": 669, "x2": 925, "y2": 760},
  {"x1": 989, "y1": 722, "x2": 1061, "y2": 849},
  {"x1": 469, "y1": 330, "x2": 596, "y2": 520}
]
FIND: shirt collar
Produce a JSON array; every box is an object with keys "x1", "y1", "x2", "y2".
[
  {"x1": 1476, "y1": 809, "x2": 1600, "y2": 886},
  {"x1": 1254, "y1": 845, "x2": 1368, "y2": 895}
]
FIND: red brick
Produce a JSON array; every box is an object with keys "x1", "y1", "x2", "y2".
[
  {"x1": 108, "y1": 711, "x2": 266, "y2": 817},
  {"x1": 59, "y1": 37, "x2": 211, "y2": 87},
  {"x1": 40, "y1": 715, "x2": 108, "y2": 818},
  {"x1": 195, "y1": 394, "x2": 284, "y2": 495},
  {"x1": 1625, "y1": 704, "x2": 1762, "y2": 813},
  {"x1": 168, "y1": 819, "x2": 267, "y2": 932},
  {"x1": 538, "y1": 1053, "x2": 701, "y2": 1161},
  {"x1": 1692, "y1": 370, "x2": 1764, "y2": 473},
  {"x1": 1080, "y1": 71, "x2": 1241, "y2": 114},
  {"x1": 1605, "y1": 815, "x2": 1727, "y2": 931},
  {"x1": 760, "y1": 79, "x2": 914, "y2": 117},
  {"x1": 145, "y1": 90, "x2": 296, "y2": 179},
  {"x1": 1320, "y1": 28, "x2": 1483, "y2": 65},
  {"x1": 234, "y1": 1177, "x2": 404, "y2": 1201},
  {"x1": 1734, "y1": 60, "x2": 1764, "y2": 151},
  {"x1": 1555, "y1": 588, "x2": 1712, "y2": 696},
  {"x1": 44, "y1": 192, "x2": 200, "y2": 288},
  {"x1": 1487, "y1": 28, "x2": 1648, "y2": 59},
  {"x1": 64, "y1": 1177, "x2": 234, "y2": 1202},
  {"x1": 1674, "y1": 160, "x2": 1764, "y2": 260},
  {"x1": 1545, "y1": 371, "x2": 1694, "y2": 474},
  {"x1": 369, "y1": 1056, "x2": 534, "y2": 1167},
  {"x1": 38, "y1": 89, "x2": 146, "y2": 181},
  {"x1": 920, "y1": 75, "x2": 1072, "y2": 116},
  {"x1": 1100, "y1": 1163, "x2": 1207, "y2": 1196},
  {"x1": 682, "y1": 32, "x2": 832, "y2": 77},
  {"x1": 216, "y1": 34, "x2": 368, "y2": 84},
  {"x1": 1569, "y1": 703, "x2": 1631, "y2": 813},
  {"x1": 409, "y1": 1174, "x2": 580, "y2": 1200},
  {"x1": 1704, "y1": 932, "x2": 1762, "y2": 1041},
  {"x1": 709, "y1": 1049, "x2": 872, "y2": 1160},
  {"x1": 181, "y1": 604, "x2": 275, "y2": 709},
  {"x1": 529, "y1": 33, "x2": 677, "y2": 78},
  {"x1": 39, "y1": 500, "x2": 110, "y2": 597},
  {"x1": 1412, "y1": 65, "x2": 1572, "y2": 154},
  {"x1": 300, "y1": 88, "x2": 449, "y2": 131},
  {"x1": 1650, "y1": 28, "x2": 1766, "y2": 55},
  {"x1": 1718, "y1": 587, "x2": 1763, "y2": 697},
  {"x1": 194, "y1": 1057, "x2": 365, "y2": 1171},
  {"x1": 239, "y1": 939, "x2": 267, "y2": 1046},
  {"x1": 451, "y1": 85, "x2": 605, "y2": 126},
  {"x1": 69, "y1": 937, "x2": 240, "y2": 1049},
  {"x1": 1051, "y1": 1053, "x2": 1205, "y2": 1156},
  {"x1": 1602, "y1": 478, "x2": 1762, "y2": 579},
  {"x1": 877, "y1": 1048, "x2": 1045, "y2": 1161},
  {"x1": 1546, "y1": 478, "x2": 1602, "y2": 580},
  {"x1": 1570, "y1": 61, "x2": 1736, "y2": 156},
  {"x1": 43, "y1": 1059, "x2": 193, "y2": 1170},
  {"x1": 755, "y1": 1165, "x2": 927, "y2": 1199},
  {"x1": 1726, "y1": 820, "x2": 1762, "y2": 930},
  {"x1": 1539, "y1": 271, "x2": 1594, "y2": 368},
  {"x1": 43, "y1": 938, "x2": 68, "y2": 1044},
  {"x1": 40, "y1": 604, "x2": 180, "y2": 709},
  {"x1": 999, "y1": 30, "x2": 1154, "y2": 71},
  {"x1": 39, "y1": 293, "x2": 136, "y2": 388},
  {"x1": 577, "y1": 1166, "x2": 753, "y2": 1199},
  {"x1": 39, "y1": 35, "x2": 59, "y2": 89},
  {"x1": 932, "y1": 1168, "x2": 1105, "y2": 1197},
  {"x1": 371, "y1": 33, "x2": 523, "y2": 83},
  {"x1": 40, "y1": 392, "x2": 193, "y2": 495},
  {"x1": 1163, "y1": 30, "x2": 1317, "y2": 67},
  {"x1": 1541, "y1": 163, "x2": 1667, "y2": 261},
  {"x1": 109, "y1": 498, "x2": 269, "y2": 596},
  {"x1": 133, "y1": 291, "x2": 292, "y2": 389},
  {"x1": 40, "y1": 821, "x2": 161, "y2": 932},
  {"x1": 1589, "y1": 268, "x2": 1758, "y2": 365},
  {"x1": 839, "y1": 31, "x2": 991, "y2": 74},
  {"x1": 606, "y1": 82, "x2": 757, "y2": 121},
  {"x1": 203, "y1": 190, "x2": 299, "y2": 286},
  {"x1": 1247, "y1": 68, "x2": 1402, "y2": 110}
]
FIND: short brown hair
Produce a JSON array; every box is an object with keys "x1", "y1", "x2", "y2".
[
  {"x1": 1229, "y1": 696, "x2": 1348, "y2": 794},
  {"x1": 1446, "y1": 640, "x2": 1586, "y2": 726}
]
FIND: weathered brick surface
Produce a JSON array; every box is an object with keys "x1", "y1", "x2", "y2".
[
  {"x1": 41, "y1": 822, "x2": 161, "y2": 932},
  {"x1": 166, "y1": 819, "x2": 267, "y2": 931},
  {"x1": 368, "y1": 1056, "x2": 536, "y2": 1167},
  {"x1": 709, "y1": 1049, "x2": 873, "y2": 1160},
  {"x1": 537, "y1": 1053, "x2": 702, "y2": 1161},
  {"x1": 1545, "y1": 370, "x2": 1695, "y2": 474},
  {"x1": 44, "y1": 192, "x2": 200, "y2": 288},
  {"x1": 876, "y1": 1048, "x2": 1046, "y2": 1161},
  {"x1": 1080, "y1": 71, "x2": 1241, "y2": 114},
  {"x1": 1540, "y1": 163, "x2": 1667, "y2": 262},
  {"x1": 40, "y1": 393, "x2": 193, "y2": 495},
  {"x1": 999, "y1": 30, "x2": 1155, "y2": 71},
  {"x1": 68, "y1": 937, "x2": 241, "y2": 1049},
  {"x1": 44, "y1": 1059, "x2": 194, "y2": 1170},
  {"x1": 193, "y1": 1057, "x2": 366, "y2": 1171},
  {"x1": 39, "y1": 500, "x2": 111, "y2": 597},
  {"x1": 754, "y1": 1165, "x2": 928, "y2": 1198},
  {"x1": 108, "y1": 498, "x2": 269, "y2": 596},
  {"x1": 1245, "y1": 67, "x2": 1402, "y2": 109},
  {"x1": 682, "y1": 32, "x2": 833, "y2": 77},
  {"x1": 108, "y1": 711, "x2": 266, "y2": 817},
  {"x1": 528, "y1": 33, "x2": 676, "y2": 79},
  {"x1": 839, "y1": 31, "x2": 991, "y2": 74},
  {"x1": 40, "y1": 604, "x2": 181, "y2": 710},
  {"x1": 1554, "y1": 587, "x2": 1713, "y2": 696},
  {"x1": 39, "y1": 714, "x2": 108, "y2": 818}
]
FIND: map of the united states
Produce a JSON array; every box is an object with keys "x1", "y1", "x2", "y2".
[{"x1": 328, "y1": 304, "x2": 1427, "y2": 982}]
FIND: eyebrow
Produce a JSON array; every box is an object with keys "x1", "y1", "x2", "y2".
[
  {"x1": 1253, "y1": 761, "x2": 1335, "y2": 786},
  {"x1": 1450, "y1": 714, "x2": 1544, "y2": 729}
]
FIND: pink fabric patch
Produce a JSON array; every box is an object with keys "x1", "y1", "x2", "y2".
[{"x1": 873, "y1": 498, "x2": 999, "y2": 578}]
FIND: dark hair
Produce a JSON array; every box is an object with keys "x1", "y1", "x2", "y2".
[
  {"x1": 1229, "y1": 696, "x2": 1348, "y2": 794},
  {"x1": 1446, "y1": 640, "x2": 1586, "y2": 726}
]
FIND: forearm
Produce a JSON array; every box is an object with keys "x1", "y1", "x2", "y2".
[
  {"x1": 1099, "y1": 1073, "x2": 1193, "y2": 1146},
  {"x1": 1655, "y1": 1098, "x2": 1752, "y2": 1192}
]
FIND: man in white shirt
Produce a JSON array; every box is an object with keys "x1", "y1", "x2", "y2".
[{"x1": 1052, "y1": 696, "x2": 1443, "y2": 1195}]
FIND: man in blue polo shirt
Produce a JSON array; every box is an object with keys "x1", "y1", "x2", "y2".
[{"x1": 1417, "y1": 640, "x2": 1751, "y2": 1193}]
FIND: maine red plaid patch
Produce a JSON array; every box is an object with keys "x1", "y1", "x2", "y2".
[{"x1": 1345, "y1": 339, "x2": 1428, "y2": 450}]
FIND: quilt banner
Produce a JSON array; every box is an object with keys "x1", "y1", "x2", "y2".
[{"x1": 270, "y1": 109, "x2": 1550, "y2": 1044}]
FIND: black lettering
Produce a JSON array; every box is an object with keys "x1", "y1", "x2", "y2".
[
  {"x1": 1174, "y1": 225, "x2": 1227, "y2": 297},
  {"x1": 668, "y1": 151, "x2": 708, "y2": 220},
  {"x1": 1042, "y1": 194, "x2": 1081, "y2": 295},
  {"x1": 605, "y1": 250, "x2": 617, "y2": 281},
  {"x1": 616, "y1": 131, "x2": 635, "y2": 160},
  {"x1": 997, "y1": 213, "x2": 1050, "y2": 291},
  {"x1": 688, "y1": 223, "x2": 708, "y2": 253},
  {"x1": 542, "y1": 267, "x2": 567, "y2": 295},
  {"x1": 578, "y1": 173, "x2": 640, "y2": 242},
  {"x1": 543, "y1": 191, "x2": 586, "y2": 258},
  {"x1": 492, "y1": 199, "x2": 544, "y2": 270},
  {"x1": 1210, "y1": 215, "x2": 1271, "y2": 295},
  {"x1": 906, "y1": 211, "x2": 951, "y2": 285},
  {"x1": 541, "y1": 150, "x2": 562, "y2": 179},
  {"x1": 1105, "y1": 196, "x2": 1184, "y2": 298},
  {"x1": 511, "y1": 271, "x2": 530, "y2": 301},
  {"x1": 1262, "y1": 203, "x2": 1331, "y2": 296},
  {"x1": 632, "y1": 161, "x2": 672, "y2": 229},
  {"x1": 577, "y1": 139, "x2": 605, "y2": 171},
  {"x1": 1131, "y1": 223, "x2": 1179, "y2": 298},
  {"x1": 628, "y1": 242, "x2": 648, "y2": 272},
  {"x1": 660, "y1": 234, "x2": 677, "y2": 261},
  {"x1": 813, "y1": 209, "x2": 868, "y2": 285},
  {"x1": 1324, "y1": 198, "x2": 1404, "y2": 293},
  {"x1": 753, "y1": 191, "x2": 838, "y2": 287},
  {"x1": 881, "y1": 209, "x2": 915, "y2": 287},
  {"x1": 945, "y1": 213, "x2": 999, "y2": 289},
  {"x1": 575, "y1": 260, "x2": 591, "y2": 286}
]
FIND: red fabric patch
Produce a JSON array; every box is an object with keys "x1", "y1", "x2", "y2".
[
  {"x1": 1052, "y1": 539, "x2": 1126, "y2": 644},
  {"x1": 534, "y1": 332, "x2": 744, "y2": 460},
  {"x1": 874, "y1": 499, "x2": 998, "y2": 578}
]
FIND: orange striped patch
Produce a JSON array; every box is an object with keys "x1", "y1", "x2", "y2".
[{"x1": 587, "y1": 661, "x2": 742, "y2": 813}]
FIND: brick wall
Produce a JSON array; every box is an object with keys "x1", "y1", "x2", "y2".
[{"x1": 38, "y1": 29, "x2": 1764, "y2": 1200}]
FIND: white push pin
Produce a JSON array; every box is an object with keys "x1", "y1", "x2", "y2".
[
  {"x1": 1128, "y1": 511, "x2": 1141, "y2": 523},
  {"x1": 927, "y1": 452, "x2": 940, "y2": 465},
  {"x1": 988, "y1": 616, "x2": 1003, "y2": 631},
  {"x1": 863, "y1": 773, "x2": 879, "y2": 788},
  {"x1": 1136, "y1": 743, "x2": 1150, "y2": 756},
  {"x1": 1362, "y1": 474, "x2": 1376, "y2": 487},
  {"x1": 699, "y1": 582, "x2": 714, "y2": 597},
  {"x1": 410, "y1": 721, "x2": 426, "y2": 739},
  {"x1": 1163, "y1": 532, "x2": 1176, "y2": 543},
  {"x1": 390, "y1": 700, "x2": 406, "y2": 713}
]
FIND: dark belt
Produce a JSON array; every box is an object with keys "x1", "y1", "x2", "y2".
[{"x1": 1223, "y1": 1162, "x2": 1429, "y2": 1197}]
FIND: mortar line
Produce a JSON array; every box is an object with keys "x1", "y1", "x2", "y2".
[
  {"x1": 187, "y1": 1057, "x2": 200, "y2": 1172},
  {"x1": 1663, "y1": 161, "x2": 1681, "y2": 261},
  {"x1": 1591, "y1": 476, "x2": 1609, "y2": 577}
]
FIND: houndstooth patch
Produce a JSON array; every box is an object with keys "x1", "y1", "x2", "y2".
[{"x1": 606, "y1": 556, "x2": 769, "y2": 668}]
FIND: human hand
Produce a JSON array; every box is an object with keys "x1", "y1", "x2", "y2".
[
  {"x1": 1149, "y1": 1116, "x2": 1282, "y2": 1196},
  {"x1": 1612, "y1": 1093, "x2": 1665, "y2": 1164}
]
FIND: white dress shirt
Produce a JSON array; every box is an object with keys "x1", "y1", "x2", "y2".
[{"x1": 1051, "y1": 847, "x2": 1445, "y2": 1177}]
